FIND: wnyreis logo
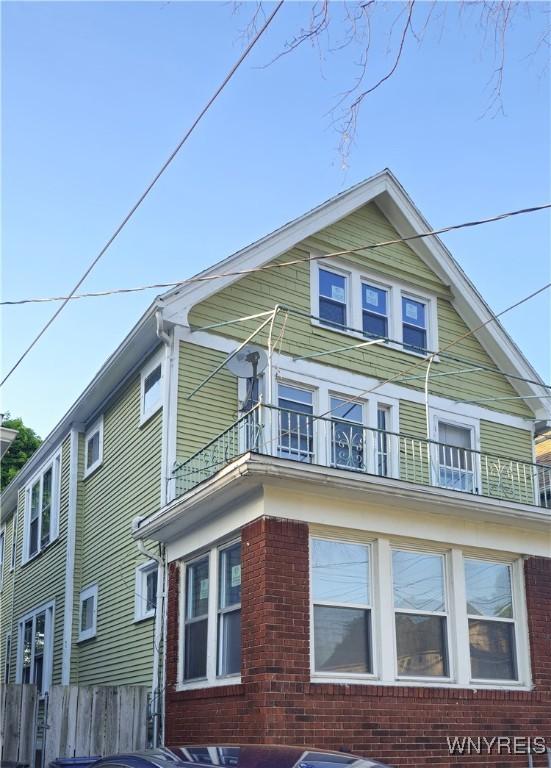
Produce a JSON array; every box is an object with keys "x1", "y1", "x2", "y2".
[{"x1": 446, "y1": 736, "x2": 548, "y2": 755}]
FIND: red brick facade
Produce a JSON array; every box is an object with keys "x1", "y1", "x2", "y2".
[{"x1": 165, "y1": 517, "x2": 551, "y2": 766}]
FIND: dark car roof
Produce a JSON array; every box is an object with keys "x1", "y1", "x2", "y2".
[{"x1": 94, "y1": 744, "x2": 389, "y2": 768}]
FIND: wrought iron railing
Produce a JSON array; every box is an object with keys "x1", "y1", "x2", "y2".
[{"x1": 172, "y1": 403, "x2": 551, "y2": 509}]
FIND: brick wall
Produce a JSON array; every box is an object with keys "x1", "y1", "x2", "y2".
[{"x1": 164, "y1": 517, "x2": 551, "y2": 766}]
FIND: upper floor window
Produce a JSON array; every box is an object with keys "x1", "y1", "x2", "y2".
[
  {"x1": 84, "y1": 417, "x2": 103, "y2": 478},
  {"x1": 362, "y1": 283, "x2": 388, "y2": 339},
  {"x1": 330, "y1": 397, "x2": 364, "y2": 471},
  {"x1": 79, "y1": 584, "x2": 98, "y2": 642},
  {"x1": 23, "y1": 452, "x2": 61, "y2": 563},
  {"x1": 277, "y1": 385, "x2": 314, "y2": 463},
  {"x1": 319, "y1": 269, "x2": 347, "y2": 329},
  {"x1": 181, "y1": 541, "x2": 241, "y2": 686},
  {"x1": 140, "y1": 351, "x2": 164, "y2": 425},
  {"x1": 437, "y1": 421, "x2": 474, "y2": 493},
  {"x1": 135, "y1": 561, "x2": 158, "y2": 622},
  {"x1": 402, "y1": 296, "x2": 427, "y2": 353},
  {"x1": 17, "y1": 601, "x2": 54, "y2": 694},
  {"x1": 312, "y1": 261, "x2": 437, "y2": 356}
]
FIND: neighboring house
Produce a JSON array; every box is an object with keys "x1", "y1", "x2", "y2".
[
  {"x1": 1, "y1": 170, "x2": 550, "y2": 764},
  {"x1": 0, "y1": 425, "x2": 18, "y2": 458},
  {"x1": 536, "y1": 430, "x2": 551, "y2": 508}
]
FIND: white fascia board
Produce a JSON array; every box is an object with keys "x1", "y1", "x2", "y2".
[
  {"x1": 160, "y1": 169, "x2": 548, "y2": 418},
  {"x1": 0, "y1": 303, "x2": 161, "y2": 521}
]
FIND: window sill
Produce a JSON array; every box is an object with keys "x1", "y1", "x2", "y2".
[
  {"x1": 83, "y1": 461, "x2": 103, "y2": 481},
  {"x1": 175, "y1": 675, "x2": 241, "y2": 693},
  {"x1": 310, "y1": 676, "x2": 532, "y2": 692},
  {"x1": 77, "y1": 632, "x2": 97, "y2": 644},
  {"x1": 21, "y1": 536, "x2": 59, "y2": 568},
  {"x1": 139, "y1": 403, "x2": 162, "y2": 429},
  {"x1": 134, "y1": 612, "x2": 155, "y2": 624},
  {"x1": 310, "y1": 319, "x2": 438, "y2": 362}
]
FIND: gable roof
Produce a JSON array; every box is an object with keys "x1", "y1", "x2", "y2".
[{"x1": 159, "y1": 168, "x2": 550, "y2": 421}]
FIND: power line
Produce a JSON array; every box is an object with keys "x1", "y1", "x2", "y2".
[
  {"x1": 2, "y1": 202, "x2": 550, "y2": 308},
  {"x1": 0, "y1": 0, "x2": 284, "y2": 388}
]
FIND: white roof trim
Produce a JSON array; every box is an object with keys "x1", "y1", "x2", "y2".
[{"x1": 159, "y1": 169, "x2": 550, "y2": 420}]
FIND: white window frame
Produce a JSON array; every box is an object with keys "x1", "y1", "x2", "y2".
[
  {"x1": 140, "y1": 350, "x2": 164, "y2": 426},
  {"x1": 78, "y1": 583, "x2": 98, "y2": 642},
  {"x1": 177, "y1": 539, "x2": 242, "y2": 691},
  {"x1": 464, "y1": 556, "x2": 525, "y2": 685},
  {"x1": 83, "y1": 416, "x2": 103, "y2": 479},
  {"x1": 22, "y1": 450, "x2": 62, "y2": 564},
  {"x1": 0, "y1": 529, "x2": 4, "y2": 591},
  {"x1": 310, "y1": 536, "x2": 377, "y2": 683},
  {"x1": 310, "y1": 257, "x2": 439, "y2": 358},
  {"x1": 16, "y1": 599, "x2": 55, "y2": 695},
  {"x1": 391, "y1": 547, "x2": 453, "y2": 684},
  {"x1": 10, "y1": 514, "x2": 17, "y2": 572},
  {"x1": 134, "y1": 560, "x2": 158, "y2": 622},
  {"x1": 308, "y1": 536, "x2": 531, "y2": 691},
  {"x1": 315, "y1": 264, "x2": 351, "y2": 330}
]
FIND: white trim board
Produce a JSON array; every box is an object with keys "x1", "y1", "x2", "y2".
[
  {"x1": 160, "y1": 170, "x2": 549, "y2": 421},
  {"x1": 174, "y1": 326, "x2": 535, "y2": 433}
]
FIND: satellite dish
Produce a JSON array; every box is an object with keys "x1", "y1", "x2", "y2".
[{"x1": 226, "y1": 344, "x2": 268, "y2": 378}]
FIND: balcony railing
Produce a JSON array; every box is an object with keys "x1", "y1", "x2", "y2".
[{"x1": 173, "y1": 403, "x2": 551, "y2": 509}]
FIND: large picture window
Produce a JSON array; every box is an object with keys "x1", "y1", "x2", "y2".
[{"x1": 311, "y1": 538, "x2": 372, "y2": 676}]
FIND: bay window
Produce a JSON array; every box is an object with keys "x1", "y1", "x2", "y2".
[
  {"x1": 181, "y1": 541, "x2": 241, "y2": 687},
  {"x1": 23, "y1": 452, "x2": 61, "y2": 563}
]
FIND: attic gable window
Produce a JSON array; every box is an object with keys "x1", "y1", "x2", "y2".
[
  {"x1": 23, "y1": 451, "x2": 61, "y2": 564},
  {"x1": 311, "y1": 260, "x2": 438, "y2": 357},
  {"x1": 140, "y1": 350, "x2": 164, "y2": 425}
]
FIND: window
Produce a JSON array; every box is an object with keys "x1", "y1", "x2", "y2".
[
  {"x1": 23, "y1": 453, "x2": 61, "y2": 562},
  {"x1": 17, "y1": 602, "x2": 54, "y2": 694},
  {"x1": 319, "y1": 269, "x2": 347, "y2": 328},
  {"x1": 84, "y1": 417, "x2": 103, "y2": 478},
  {"x1": 402, "y1": 296, "x2": 427, "y2": 353},
  {"x1": 465, "y1": 559, "x2": 517, "y2": 681},
  {"x1": 217, "y1": 543, "x2": 241, "y2": 677},
  {"x1": 392, "y1": 550, "x2": 449, "y2": 678},
  {"x1": 277, "y1": 385, "x2": 314, "y2": 462},
  {"x1": 183, "y1": 556, "x2": 210, "y2": 681},
  {"x1": 362, "y1": 283, "x2": 388, "y2": 339},
  {"x1": 4, "y1": 633, "x2": 11, "y2": 684},
  {"x1": 78, "y1": 584, "x2": 98, "y2": 641},
  {"x1": 181, "y1": 542, "x2": 242, "y2": 687},
  {"x1": 10, "y1": 515, "x2": 17, "y2": 571},
  {"x1": 140, "y1": 351, "x2": 164, "y2": 424},
  {"x1": 376, "y1": 405, "x2": 390, "y2": 477},
  {"x1": 135, "y1": 561, "x2": 158, "y2": 621},
  {"x1": 438, "y1": 422, "x2": 474, "y2": 492},
  {"x1": 0, "y1": 530, "x2": 4, "y2": 590},
  {"x1": 330, "y1": 398, "x2": 365, "y2": 471},
  {"x1": 311, "y1": 539, "x2": 373, "y2": 676}
]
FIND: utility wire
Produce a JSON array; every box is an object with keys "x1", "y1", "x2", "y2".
[
  {"x1": 0, "y1": 0, "x2": 284, "y2": 388},
  {"x1": 2, "y1": 202, "x2": 550, "y2": 308}
]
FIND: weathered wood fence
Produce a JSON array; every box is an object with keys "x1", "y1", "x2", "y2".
[
  {"x1": 0, "y1": 684, "x2": 38, "y2": 765},
  {"x1": 1, "y1": 684, "x2": 149, "y2": 767},
  {"x1": 44, "y1": 685, "x2": 149, "y2": 765}
]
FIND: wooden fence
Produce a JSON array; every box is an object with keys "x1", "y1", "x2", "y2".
[
  {"x1": 1, "y1": 684, "x2": 149, "y2": 767},
  {"x1": 0, "y1": 684, "x2": 38, "y2": 765}
]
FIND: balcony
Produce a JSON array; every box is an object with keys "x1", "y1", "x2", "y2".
[{"x1": 172, "y1": 403, "x2": 551, "y2": 510}]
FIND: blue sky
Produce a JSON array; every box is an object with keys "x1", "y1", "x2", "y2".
[{"x1": 2, "y1": 1, "x2": 550, "y2": 438}]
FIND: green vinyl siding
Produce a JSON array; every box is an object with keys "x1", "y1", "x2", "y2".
[
  {"x1": 188, "y1": 203, "x2": 531, "y2": 420},
  {"x1": 479, "y1": 420, "x2": 536, "y2": 504},
  {"x1": 74, "y1": 362, "x2": 162, "y2": 687},
  {"x1": 177, "y1": 342, "x2": 238, "y2": 461},
  {"x1": 3, "y1": 435, "x2": 71, "y2": 687}
]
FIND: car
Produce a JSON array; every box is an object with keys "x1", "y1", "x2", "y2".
[{"x1": 84, "y1": 745, "x2": 390, "y2": 768}]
